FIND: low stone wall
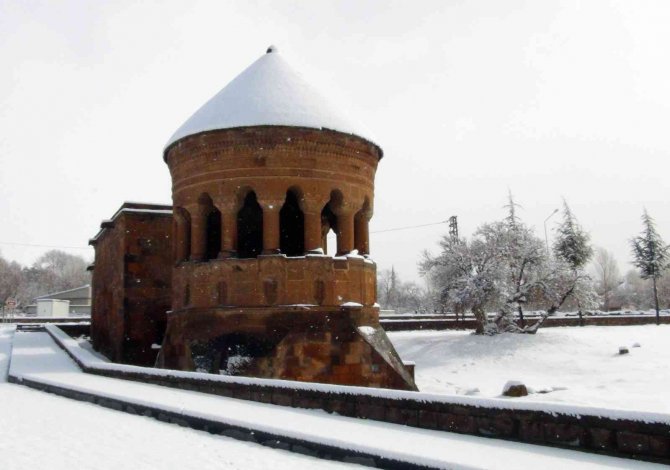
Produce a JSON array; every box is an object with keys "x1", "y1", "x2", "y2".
[
  {"x1": 9, "y1": 375, "x2": 421, "y2": 470},
  {"x1": 9, "y1": 316, "x2": 91, "y2": 324},
  {"x1": 47, "y1": 326, "x2": 670, "y2": 465},
  {"x1": 381, "y1": 315, "x2": 670, "y2": 331}
]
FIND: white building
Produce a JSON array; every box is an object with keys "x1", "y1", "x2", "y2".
[{"x1": 26, "y1": 285, "x2": 91, "y2": 316}]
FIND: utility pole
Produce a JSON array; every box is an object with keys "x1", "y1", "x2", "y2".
[{"x1": 448, "y1": 215, "x2": 458, "y2": 241}]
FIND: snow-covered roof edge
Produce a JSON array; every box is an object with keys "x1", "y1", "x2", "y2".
[
  {"x1": 89, "y1": 202, "x2": 172, "y2": 245},
  {"x1": 163, "y1": 47, "x2": 383, "y2": 160},
  {"x1": 33, "y1": 284, "x2": 91, "y2": 301}
]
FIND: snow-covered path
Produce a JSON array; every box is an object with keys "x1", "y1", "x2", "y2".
[
  {"x1": 4, "y1": 327, "x2": 664, "y2": 469},
  {"x1": 389, "y1": 325, "x2": 670, "y2": 412},
  {"x1": 0, "y1": 326, "x2": 357, "y2": 470}
]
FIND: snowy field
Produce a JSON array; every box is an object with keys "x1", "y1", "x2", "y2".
[
  {"x1": 0, "y1": 326, "x2": 358, "y2": 470},
  {"x1": 2, "y1": 325, "x2": 668, "y2": 469},
  {"x1": 389, "y1": 325, "x2": 670, "y2": 413}
]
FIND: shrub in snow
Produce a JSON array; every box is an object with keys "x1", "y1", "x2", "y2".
[
  {"x1": 619, "y1": 347, "x2": 629, "y2": 355},
  {"x1": 502, "y1": 381, "x2": 528, "y2": 397}
]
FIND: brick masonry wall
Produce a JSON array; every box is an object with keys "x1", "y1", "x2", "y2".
[
  {"x1": 91, "y1": 217, "x2": 125, "y2": 361},
  {"x1": 172, "y1": 255, "x2": 376, "y2": 310},
  {"x1": 91, "y1": 207, "x2": 172, "y2": 366},
  {"x1": 166, "y1": 126, "x2": 380, "y2": 210}
]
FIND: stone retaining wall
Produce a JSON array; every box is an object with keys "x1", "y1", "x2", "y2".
[
  {"x1": 47, "y1": 326, "x2": 670, "y2": 465},
  {"x1": 381, "y1": 315, "x2": 670, "y2": 331}
]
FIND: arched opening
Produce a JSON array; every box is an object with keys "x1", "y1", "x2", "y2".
[
  {"x1": 321, "y1": 190, "x2": 342, "y2": 255},
  {"x1": 189, "y1": 333, "x2": 280, "y2": 375},
  {"x1": 321, "y1": 204, "x2": 337, "y2": 255},
  {"x1": 237, "y1": 191, "x2": 263, "y2": 258},
  {"x1": 280, "y1": 190, "x2": 304, "y2": 256},
  {"x1": 206, "y1": 208, "x2": 221, "y2": 260},
  {"x1": 198, "y1": 194, "x2": 221, "y2": 261},
  {"x1": 174, "y1": 207, "x2": 191, "y2": 262}
]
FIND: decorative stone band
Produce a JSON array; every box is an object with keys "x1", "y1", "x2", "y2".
[{"x1": 172, "y1": 254, "x2": 376, "y2": 310}]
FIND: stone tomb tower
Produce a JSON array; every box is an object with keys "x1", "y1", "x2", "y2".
[{"x1": 158, "y1": 47, "x2": 416, "y2": 390}]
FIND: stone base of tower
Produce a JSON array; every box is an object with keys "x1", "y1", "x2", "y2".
[{"x1": 156, "y1": 305, "x2": 417, "y2": 391}]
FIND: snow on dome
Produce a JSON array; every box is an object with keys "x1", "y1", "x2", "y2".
[{"x1": 164, "y1": 48, "x2": 379, "y2": 155}]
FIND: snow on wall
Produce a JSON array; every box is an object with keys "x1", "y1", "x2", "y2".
[{"x1": 45, "y1": 324, "x2": 670, "y2": 425}]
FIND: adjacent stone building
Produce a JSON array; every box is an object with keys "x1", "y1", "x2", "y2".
[
  {"x1": 91, "y1": 47, "x2": 416, "y2": 390},
  {"x1": 89, "y1": 203, "x2": 172, "y2": 365}
]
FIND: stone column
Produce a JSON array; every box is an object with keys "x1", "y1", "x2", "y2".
[
  {"x1": 303, "y1": 211, "x2": 322, "y2": 253},
  {"x1": 354, "y1": 213, "x2": 370, "y2": 255},
  {"x1": 259, "y1": 199, "x2": 283, "y2": 255},
  {"x1": 302, "y1": 199, "x2": 328, "y2": 254},
  {"x1": 335, "y1": 209, "x2": 355, "y2": 256},
  {"x1": 189, "y1": 206, "x2": 207, "y2": 261},
  {"x1": 217, "y1": 203, "x2": 238, "y2": 258}
]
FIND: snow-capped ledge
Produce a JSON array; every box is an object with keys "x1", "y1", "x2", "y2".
[{"x1": 44, "y1": 324, "x2": 670, "y2": 426}]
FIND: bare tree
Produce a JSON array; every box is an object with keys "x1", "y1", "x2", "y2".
[
  {"x1": 0, "y1": 250, "x2": 90, "y2": 308},
  {"x1": 0, "y1": 251, "x2": 23, "y2": 305},
  {"x1": 377, "y1": 268, "x2": 427, "y2": 313},
  {"x1": 377, "y1": 268, "x2": 395, "y2": 310},
  {"x1": 591, "y1": 247, "x2": 621, "y2": 311}
]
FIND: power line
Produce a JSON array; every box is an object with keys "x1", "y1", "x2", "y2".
[
  {"x1": 0, "y1": 241, "x2": 91, "y2": 250},
  {"x1": 371, "y1": 220, "x2": 448, "y2": 234},
  {"x1": 2, "y1": 219, "x2": 452, "y2": 248}
]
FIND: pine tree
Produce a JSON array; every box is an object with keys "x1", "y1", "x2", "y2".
[
  {"x1": 553, "y1": 200, "x2": 593, "y2": 270},
  {"x1": 630, "y1": 210, "x2": 669, "y2": 324},
  {"x1": 553, "y1": 201, "x2": 593, "y2": 325}
]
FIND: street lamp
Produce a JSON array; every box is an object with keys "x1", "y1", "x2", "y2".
[{"x1": 544, "y1": 208, "x2": 559, "y2": 255}]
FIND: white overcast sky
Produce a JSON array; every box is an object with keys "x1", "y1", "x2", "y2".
[{"x1": 1, "y1": 0, "x2": 668, "y2": 283}]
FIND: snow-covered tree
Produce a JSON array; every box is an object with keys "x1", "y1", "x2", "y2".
[
  {"x1": 421, "y1": 195, "x2": 598, "y2": 335},
  {"x1": 550, "y1": 201, "x2": 595, "y2": 324},
  {"x1": 421, "y1": 221, "x2": 507, "y2": 333},
  {"x1": 498, "y1": 193, "x2": 545, "y2": 328},
  {"x1": 630, "y1": 210, "x2": 669, "y2": 324},
  {"x1": 553, "y1": 201, "x2": 593, "y2": 270}
]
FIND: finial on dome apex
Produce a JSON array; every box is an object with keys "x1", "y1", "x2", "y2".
[{"x1": 266, "y1": 45, "x2": 278, "y2": 54}]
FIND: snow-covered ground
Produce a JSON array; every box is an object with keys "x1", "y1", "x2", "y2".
[
  {"x1": 3, "y1": 325, "x2": 667, "y2": 469},
  {"x1": 389, "y1": 325, "x2": 670, "y2": 413},
  {"x1": 0, "y1": 326, "x2": 357, "y2": 470}
]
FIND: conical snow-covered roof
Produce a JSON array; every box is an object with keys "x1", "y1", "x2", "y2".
[{"x1": 164, "y1": 46, "x2": 379, "y2": 155}]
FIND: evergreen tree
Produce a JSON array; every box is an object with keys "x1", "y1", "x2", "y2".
[
  {"x1": 630, "y1": 210, "x2": 669, "y2": 324},
  {"x1": 554, "y1": 200, "x2": 593, "y2": 270},
  {"x1": 553, "y1": 200, "x2": 594, "y2": 325}
]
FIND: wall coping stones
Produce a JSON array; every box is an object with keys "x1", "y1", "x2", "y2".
[{"x1": 45, "y1": 324, "x2": 670, "y2": 464}]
